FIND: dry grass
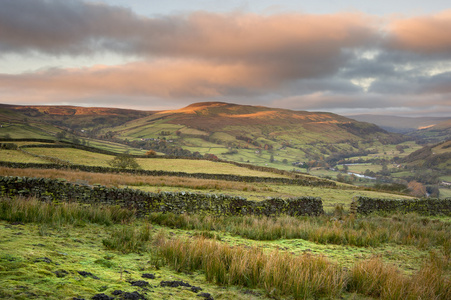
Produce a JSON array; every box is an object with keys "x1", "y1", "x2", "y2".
[
  {"x1": 148, "y1": 213, "x2": 451, "y2": 252},
  {"x1": 348, "y1": 254, "x2": 451, "y2": 299},
  {"x1": 0, "y1": 196, "x2": 135, "y2": 226},
  {"x1": 157, "y1": 235, "x2": 450, "y2": 299},
  {"x1": 0, "y1": 167, "x2": 260, "y2": 192},
  {"x1": 155, "y1": 235, "x2": 346, "y2": 299}
]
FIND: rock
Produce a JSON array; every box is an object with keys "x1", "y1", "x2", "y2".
[
  {"x1": 53, "y1": 269, "x2": 69, "y2": 278},
  {"x1": 191, "y1": 286, "x2": 202, "y2": 293},
  {"x1": 34, "y1": 257, "x2": 53, "y2": 263},
  {"x1": 130, "y1": 280, "x2": 149, "y2": 287},
  {"x1": 160, "y1": 280, "x2": 191, "y2": 288},
  {"x1": 91, "y1": 294, "x2": 113, "y2": 300},
  {"x1": 197, "y1": 292, "x2": 214, "y2": 300},
  {"x1": 78, "y1": 271, "x2": 100, "y2": 279},
  {"x1": 141, "y1": 273, "x2": 155, "y2": 279}
]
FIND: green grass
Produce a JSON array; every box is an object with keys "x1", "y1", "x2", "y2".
[
  {"x1": 24, "y1": 148, "x2": 114, "y2": 166},
  {"x1": 439, "y1": 188, "x2": 451, "y2": 198},
  {"x1": 148, "y1": 212, "x2": 451, "y2": 251},
  {"x1": 0, "y1": 123, "x2": 55, "y2": 139},
  {"x1": 136, "y1": 158, "x2": 287, "y2": 177},
  {"x1": 84, "y1": 139, "x2": 147, "y2": 155},
  {"x1": 0, "y1": 150, "x2": 48, "y2": 164},
  {"x1": 1, "y1": 196, "x2": 450, "y2": 299}
]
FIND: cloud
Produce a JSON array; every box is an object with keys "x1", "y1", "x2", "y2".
[
  {"x1": 387, "y1": 10, "x2": 451, "y2": 55},
  {"x1": 0, "y1": 0, "x2": 450, "y2": 116},
  {"x1": 271, "y1": 93, "x2": 451, "y2": 117},
  {"x1": 0, "y1": 0, "x2": 378, "y2": 80},
  {"x1": 0, "y1": 60, "x2": 280, "y2": 98}
]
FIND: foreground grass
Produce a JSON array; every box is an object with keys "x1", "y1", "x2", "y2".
[
  {"x1": 0, "y1": 197, "x2": 270, "y2": 300},
  {"x1": 148, "y1": 213, "x2": 451, "y2": 254},
  {"x1": 157, "y1": 235, "x2": 450, "y2": 300},
  {"x1": 1, "y1": 197, "x2": 450, "y2": 299}
]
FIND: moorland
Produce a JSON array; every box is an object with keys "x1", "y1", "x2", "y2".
[{"x1": 0, "y1": 102, "x2": 450, "y2": 299}]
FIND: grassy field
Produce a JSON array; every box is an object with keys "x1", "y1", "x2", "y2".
[
  {"x1": 0, "y1": 123, "x2": 56, "y2": 139},
  {"x1": 0, "y1": 150, "x2": 48, "y2": 164},
  {"x1": 1, "y1": 140, "x2": 450, "y2": 299},
  {"x1": 1, "y1": 146, "x2": 289, "y2": 178},
  {"x1": 0, "y1": 197, "x2": 449, "y2": 300},
  {"x1": 24, "y1": 148, "x2": 113, "y2": 167}
]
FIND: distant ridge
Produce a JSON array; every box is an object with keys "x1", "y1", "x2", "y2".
[{"x1": 347, "y1": 114, "x2": 449, "y2": 134}]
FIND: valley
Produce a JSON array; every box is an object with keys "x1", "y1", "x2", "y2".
[{"x1": 0, "y1": 102, "x2": 450, "y2": 300}]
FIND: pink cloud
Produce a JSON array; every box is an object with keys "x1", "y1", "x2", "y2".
[{"x1": 388, "y1": 10, "x2": 451, "y2": 53}]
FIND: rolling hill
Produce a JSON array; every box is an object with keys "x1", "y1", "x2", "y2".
[
  {"x1": 110, "y1": 102, "x2": 398, "y2": 150},
  {"x1": 1, "y1": 101, "x2": 404, "y2": 170},
  {"x1": 347, "y1": 114, "x2": 449, "y2": 134},
  {"x1": 402, "y1": 140, "x2": 451, "y2": 171}
]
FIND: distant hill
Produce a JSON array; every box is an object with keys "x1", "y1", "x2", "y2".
[
  {"x1": 402, "y1": 140, "x2": 451, "y2": 171},
  {"x1": 347, "y1": 114, "x2": 449, "y2": 134},
  {"x1": 115, "y1": 102, "x2": 393, "y2": 144},
  {"x1": 407, "y1": 119, "x2": 451, "y2": 143},
  {"x1": 0, "y1": 104, "x2": 154, "y2": 130},
  {"x1": 1, "y1": 101, "x2": 404, "y2": 167}
]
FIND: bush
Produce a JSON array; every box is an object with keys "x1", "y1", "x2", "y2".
[{"x1": 108, "y1": 153, "x2": 141, "y2": 169}]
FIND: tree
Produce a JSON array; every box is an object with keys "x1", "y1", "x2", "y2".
[
  {"x1": 108, "y1": 153, "x2": 140, "y2": 169},
  {"x1": 407, "y1": 180, "x2": 426, "y2": 198},
  {"x1": 56, "y1": 131, "x2": 66, "y2": 140},
  {"x1": 269, "y1": 154, "x2": 274, "y2": 163},
  {"x1": 146, "y1": 150, "x2": 157, "y2": 156}
]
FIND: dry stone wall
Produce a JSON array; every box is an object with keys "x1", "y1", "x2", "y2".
[
  {"x1": 0, "y1": 161, "x2": 335, "y2": 187},
  {"x1": 355, "y1": 196, "x2": 451, "y2": 216},
  {"x1": 0, "y1": 176, "x2": 324, "y2": 217}
]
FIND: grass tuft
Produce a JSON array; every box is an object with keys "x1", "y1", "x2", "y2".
[{"x1": 0, "y1": 196, "x2": 135, "y2": 226}]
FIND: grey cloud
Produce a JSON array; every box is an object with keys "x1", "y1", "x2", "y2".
[{"x1": 0, "y1": 0, "x2": 378, "y2": 80}]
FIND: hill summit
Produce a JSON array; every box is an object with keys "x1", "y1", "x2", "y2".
[{"x1": 141, "y1": 101, "x2": 389, "y2": 142}]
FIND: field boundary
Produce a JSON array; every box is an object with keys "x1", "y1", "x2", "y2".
[
  {"x1": 355, "y1": 196, "x2": 451, "y2": 216},
  {"x1": 0, "y1": 161, "x2": 336, "y2": 187},
  {"x1": 0, "y1": 176, "x2": 324, "y2": 216}
]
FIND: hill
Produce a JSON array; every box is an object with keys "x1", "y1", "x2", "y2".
[
  {"x1": 2, "y1": 102, "x2": 403, "y2": 171},
  {"x1": 402, "y1": 140, "x2": 451, "y2": 171},
  {"x1": 125, "y1": 102, "x2": 390, "y2": 143},
  {"x1": 347, "y1": 114, "x2": 449, "y2": 134},
  {"x1": 407, "y1": 119, "x2": 451, "y2": 143},
  {"x1": 0, "y1": 104, "x2": 153, "y2": 131}
]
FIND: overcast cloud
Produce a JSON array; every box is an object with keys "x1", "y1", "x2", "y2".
[{"x1": 0, "y1": 0, "x2": 450, "y2": 116}]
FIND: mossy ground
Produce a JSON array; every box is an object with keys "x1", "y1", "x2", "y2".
[
  {"x1": 0, "y1": 220, "x2": 277, "y2": 300},
  {"x1": 2, "y1": 214, "x2": 447, "y2": 299}
]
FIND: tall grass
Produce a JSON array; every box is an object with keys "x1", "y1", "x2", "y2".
[
  {"x1": 348, "y1": 253, "x2": 451, "y2": 299},
  {"x1": 0, "y1": 197, "x2": 135, "y2": 226},
  {"x1": 148, "y1": 213, "x2": 451, "y2": 252},
  {"x1": 156, "y1": 235, "x2": 346, "y2": 299},
  {"x1": 156, "y1": 235, "x2": 450, "y2": 300},
  {"x1": 102, "y1": 223, "x2": 152, "y2": 253}
]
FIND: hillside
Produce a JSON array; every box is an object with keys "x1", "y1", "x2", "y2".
[
  {"x1": 1, "y1": 102, "x2": 403, "y2": 171},
  {"x1": 347, "y1": 114, "x2": 449, "y2": 134},
  {"x1": 0, "y1": 103, "x2": 154, "y2": 131},
  {"x1": 108, "y1": 102, "x2": 402, "y2": 166},
  {"x1": 121, "y1": 102, "x2": 390, "y2": 143},
  {"x1": 407, "y1": 119, "x2": 451, "y2": 143},
  {"x1": 402, "y1": 140, "x2": 451, "y2": 171}
]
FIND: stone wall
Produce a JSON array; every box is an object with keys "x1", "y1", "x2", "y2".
[
  {"x1": 0, "y1": 176, "x2": 324, "y2": 217},
  {"x1": 0, "y1": 161, "x2": 336, "y2": 187},
  {"x1": 355, "y1": 196, "x2": 451, "y2": 216}
]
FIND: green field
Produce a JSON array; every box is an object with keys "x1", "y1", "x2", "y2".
[
  {"x1": 1, "y1": 134, "x2": 450, "y2": 300},
  {"x1": 0, "y1": 198, "x2": 449, "y2": 300},
  {"x1": 0, "y1": 150, "x2": 48, "y2": 164}
]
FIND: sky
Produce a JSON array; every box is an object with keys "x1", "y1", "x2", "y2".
[{"x1": 1, "y1": 0, "x2": 451, "y2": 117}]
